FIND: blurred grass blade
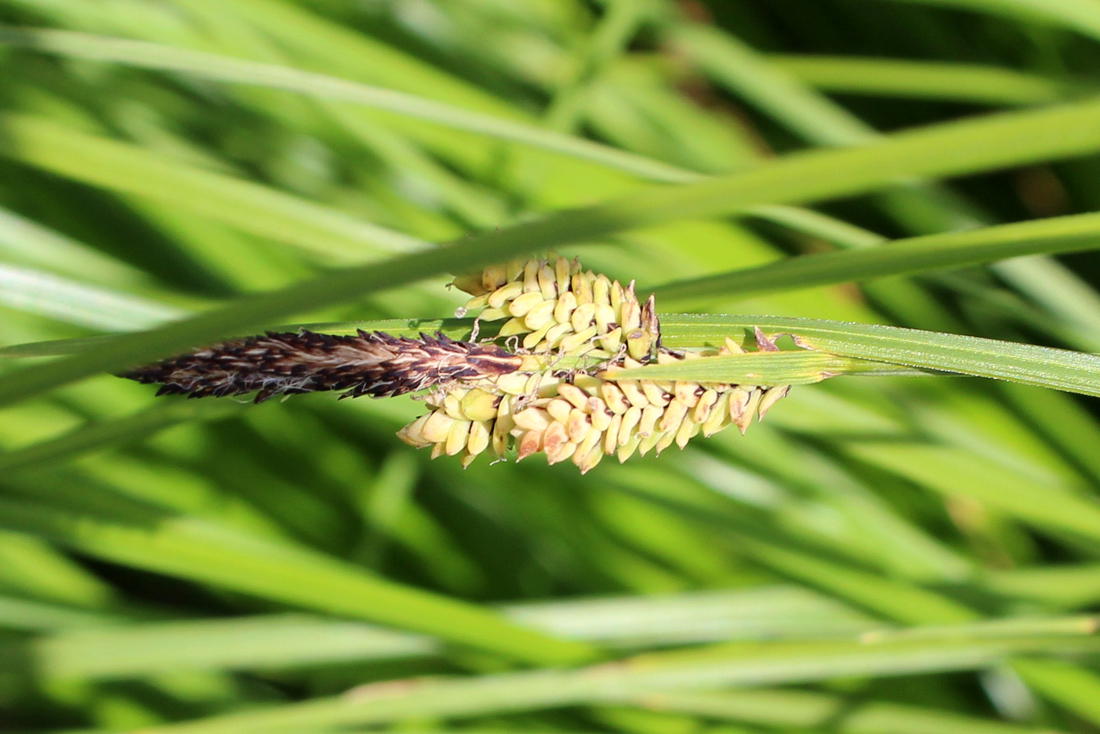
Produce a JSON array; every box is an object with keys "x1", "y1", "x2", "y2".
[
  {"x1": 984, "y1": 564, "x2": 1100, "y2": 609},
  {"x1": 0, "y1": 25, "x2": 698, "y2": 184},
  {"x1": 0, "y1": 401, "x2": 239, "y2": 475},
  {"x1": 770, "y1": 54, "x2": 1083, "y2": 106},
  {"x1": 6, "y1": 94, "x2": 1100, "y2": 405},
  {"x1": 624, "y1": 688, "x2": 1061, "y2": 734},
  {"x1": 0, "y1": 262, "x2": 185, "y2": 331},
  {"x1": 0, "y1": 113, "x2": 426, "y2": 260},
  {"x1": 13, "y1": 586, "x2": 874, "y2": 679},
  {"x1": 0, "y1": 494, "x2": 598, "y2": 666},
  {"x1": 845, "y1": 443, "x2": 1100, "y2": 543},
  {"x1": 668, "y1": 24, "x2": 872, "y2": 147},
  {"x1": 0, "y1": 594, "x2": 117, "y2": 631},
  {"x1": 659, "y1": 315, "x2": 1100, "y2": 398},
  {"x1": 1013, "y1": 657, "x2": 1100, "y2": 725},
  {"x1": 124, "y1": 620, "x2": 1100, "y2": 733},
  {"x1": 654, "y1": 211, "x2": 1100, "y2": 305},
  {"x1": 0, "y1": 205, "x2": 148, "y2": 287}
]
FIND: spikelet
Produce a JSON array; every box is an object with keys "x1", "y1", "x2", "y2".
[
  {"x1": 396, "y1": 338, "x2": 792, "y2": 473},
  {"x1": 452, "y1": 256, "x2": 660, "y2": 362}
]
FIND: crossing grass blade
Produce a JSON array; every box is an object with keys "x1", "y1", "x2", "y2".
[
  {"x1": 110, "y1": 619, "x2": 1100, "y2": 733},
  {"x1": 654, "y1": 315, "x2": 1100, "y2": 398},
  {"x1": 653, "y1": 211, "x2": 1100, "y2": 305},
  {"x1": 868, "y1": 0, "x2": 1100, "y2": 42},
  {"x1": 8, "y1": 586, "x2": 873, "y2": 679}
]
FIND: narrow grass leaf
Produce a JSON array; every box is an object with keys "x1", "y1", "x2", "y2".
[
  {"x1": 1013, "y1": 657, "x2": 1100, "y2": 724},
  {"x1": 0, "y1": 319, "x2": 467, "y2": 358},
  {"x1": 846, "y1": 443, "x2": 1100, "y2": 543},
  {"x1": 0, "y1": 205, "x2": 147, "y2": 286},
  {"x1": 660, "y1": 315, "x2": 1100, "y2": 398},
  {"x1": 654, "y1": 212, "x2": 1100, "y2": 304},
  {"x1": 126, "y1": 626, "x2": 1100, "y2": 733},
  {"x1": 0, "y1": 113, "x2": 426, "y2": 260},
  {"x1": 867, "y1": 0, "x2": 1100, "y2": 42}
]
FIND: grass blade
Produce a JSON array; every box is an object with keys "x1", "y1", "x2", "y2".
[
  {"x1": 11, "y1": 586, "x2": 873, "y2": 679},
  {"x1": 658, "y1": 315, "x2": 1100, "y2": 398},
  {"x1": 771, "y1": 54, "x2": 1083, "y2": 106},
  {"x1": 653, "y1": 211, "x2": 1100, "y2": 305},
  {"x1": 122, "y1": 618, "x2": 1100, "y2": 733},
  {"x1": 0, "y1": 113, "x2": 426, "y2": 260},
  {"x1": 0, "y1": 262, "x2": 184, "y2": 331}
]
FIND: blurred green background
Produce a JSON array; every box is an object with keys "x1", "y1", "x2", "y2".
[{"x1": 4, "y1": 0, "x2": 1100, "y2": 732}]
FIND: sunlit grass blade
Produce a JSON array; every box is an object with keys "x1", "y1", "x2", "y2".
[
  {"x1": 124, "y1": 620, "x2": 1100, "y2": 733},
  {"x1": 846, "y1": 443, "x2": 1100, "y2": 543},
  {"x1": 670, "y1": 15, "x2": 1100, "y2": 333},
  {"x1": 0, "y1": 262, "x2": 185, "y2": 331},
  {"x1": 1013, "y1": 657, "x2": 1100, "y2": 725},
  {"x1": 0, "y1": 205, "x2": 147, "y2": 287},
  {"x1": 658, "y1": 315, "x2": 1100, "y2": 398},
  {"x1": 653, "y1": 211, "x2": 1100, "y2": 305},
  {"x1": 984, "y1": 564, "x2": 1100, "y2": 609},
  {"x1": 0, "y1": 25, "x2": 698, "y2": 184},
  {"x1": 0, "y1": 593, "x2": 117, "y2": 631},
  {"x1": 12, "y1": 586, "x2": 874, "y2": 679},
  {"x1": 0, "y1": 113, "x2": 426, "y2": 261}
]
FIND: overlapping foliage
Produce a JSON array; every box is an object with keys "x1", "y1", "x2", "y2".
[{"x1": 2, "y1": 1, "x2": 1100, "y2": 732}]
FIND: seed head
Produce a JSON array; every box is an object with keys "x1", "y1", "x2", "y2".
[
  {"x1": 453, "y1": 256, "x2": 660, "y2": 361},
  {"x1": 396, "y1": 340, "x2": 792, "y2": 473},
  {"x1": 128, "y1": 256, "x2": 799, "y2": 473},
  {"x1": 123, "y1": 330, "x2": 526, "y2": 403}
]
